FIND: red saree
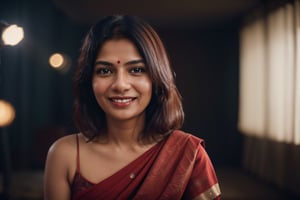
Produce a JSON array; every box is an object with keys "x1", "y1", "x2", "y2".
[{"x1": 71, "y1": 130, "x2": 221, "y2": 200}]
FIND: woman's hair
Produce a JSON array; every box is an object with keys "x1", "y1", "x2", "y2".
[{"x1": 73, "y1": 15, "x2": 184, "y2": 140}]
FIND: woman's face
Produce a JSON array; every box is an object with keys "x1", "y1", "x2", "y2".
[{"x1": 92, "y1": 38, "x2": 152, "y2": 123}]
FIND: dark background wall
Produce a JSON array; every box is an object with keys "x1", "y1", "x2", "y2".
[
  {"x1": 159, "y1": 25, "x2": 242, "y2": 166},
  {"x1": 0, "y1": 0, "x2": 244, "y2": 170}
]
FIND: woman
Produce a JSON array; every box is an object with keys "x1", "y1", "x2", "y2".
[{"x1": 44, "y1": 15, "x2": 221, "y2": 200}]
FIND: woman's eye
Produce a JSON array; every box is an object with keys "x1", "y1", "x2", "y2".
[
  {"x1": 130, "y1": 67, "x2": 146, "y2": 74},
  {"x1": 95, "y1": 68, "x2": 112, "y2": 75}
]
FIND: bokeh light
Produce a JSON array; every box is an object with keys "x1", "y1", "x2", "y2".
[
  {"x1": 0, "y1": 100, "x2": 16, "y2": 127},
  {"x1": 1, "y1": 24, "x2": 24, "y2": 46},
  {"x1": 49, "y1": 53, "x2": 64, "y2": 68},
  {"x1": 49, "y1": 53, "x2": 71, "y2": 73}
]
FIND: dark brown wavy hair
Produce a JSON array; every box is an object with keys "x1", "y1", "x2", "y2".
[{"x1": 73, "y1": 15, "x2": 184, "y2": 141}]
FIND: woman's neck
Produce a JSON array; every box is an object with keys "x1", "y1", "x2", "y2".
[{"x1": 104, "y1": 115, "x2": 146, "y2": 146}]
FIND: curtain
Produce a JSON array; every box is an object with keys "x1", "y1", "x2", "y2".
[
  {"x1": 239, "y1": 0, "x2": 300, "y2": 196},
  {"x1": 239, "y1": 0, "x2": 300, "y2": 145},
  {"x1": 239, "y1": 16, "x2": 266, "y2": 137}
]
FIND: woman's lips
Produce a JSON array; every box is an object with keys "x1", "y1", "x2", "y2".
[{"x1": 109, "y1": 97, "x2": 137, "y2": 107}]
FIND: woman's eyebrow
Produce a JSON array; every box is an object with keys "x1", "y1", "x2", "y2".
[
  {"x1": 124, "y1": 59, "x2": 144, "y2": 65},
  {"x1": 94, "y1": 60, "x2": 112, "y2": 66}
]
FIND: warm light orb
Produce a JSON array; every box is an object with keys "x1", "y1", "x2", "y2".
[
  {"x1": 0, "y1": 100, "x2": 16, "y2": 127},
  {"x1": 49, "y1": 53, "x2": 71, "y2": 73},
  {"x1": 2, "y1": 24, "x2": 24, "y2": 46},
  {"x1": 49, "y1": 53, "x2": 64, "y2": 68}
]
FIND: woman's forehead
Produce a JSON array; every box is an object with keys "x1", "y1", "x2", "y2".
[{"x1": 96, "y1": 39, "x2": 142, "y2": 60}]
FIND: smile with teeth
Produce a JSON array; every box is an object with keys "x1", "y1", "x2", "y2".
[{"x1": 110, "y1": 97, "x2": 136, "y2": 103}]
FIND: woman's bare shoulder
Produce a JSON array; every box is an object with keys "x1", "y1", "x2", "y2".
[
  {"x1": 44, "y1": 134, "x2": 80, "y2": 198},
  {"x1": 47, "y1": 134, "x2": 78, "y2": 159}
]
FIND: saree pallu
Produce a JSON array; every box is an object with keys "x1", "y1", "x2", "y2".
[{"x1": 71, "y1": 130, "x2": 221, "y2": 200}]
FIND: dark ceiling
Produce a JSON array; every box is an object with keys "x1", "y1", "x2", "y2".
[{"x1": 52, "y1": 0, "x2": 262, "y2": 27}]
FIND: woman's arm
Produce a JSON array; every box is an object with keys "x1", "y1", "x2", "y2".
[{"x1": 44, "y1": 136, "x2": 75, "y2": 200}]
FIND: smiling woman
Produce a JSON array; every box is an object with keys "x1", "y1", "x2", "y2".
[
  {"x1": 44, "y1": 15, "x2": 221, "y2": 200},
  {"x1": 92, "y1": 39, "x2": 152, "y2": 124}
]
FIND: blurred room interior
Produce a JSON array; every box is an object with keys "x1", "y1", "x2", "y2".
[{"x1": 0, "y1": 0, "x2": 300, "y2": 199}]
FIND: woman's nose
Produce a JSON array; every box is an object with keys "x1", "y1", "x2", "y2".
[{"x1": 111, "y1": 71, "x2": 130, "y2": 92}]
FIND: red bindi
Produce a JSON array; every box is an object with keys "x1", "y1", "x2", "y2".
[{"x1": 117, "y1": 60, "x2": 120, "y2": 64}]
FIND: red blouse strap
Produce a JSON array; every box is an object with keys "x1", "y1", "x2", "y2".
[{"x1": 76, "y1": 134, "x2": 81, "y2": 173}]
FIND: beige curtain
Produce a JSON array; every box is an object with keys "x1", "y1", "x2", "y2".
[
  {"x1": 239, "y1": 0, "x2": 300, "y2": 196},
  {"x1": 239, "y1": 1, "x2": 300, "y2": 145},
  {"x1": 239, "y1": 16, "x2": 266, "y2": 137}
]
